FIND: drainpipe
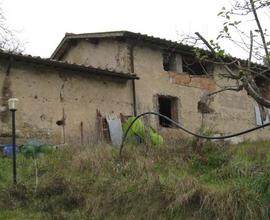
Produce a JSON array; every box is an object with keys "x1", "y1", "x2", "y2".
[
  {"x1": 6, "y1": 56, "x2": 13, "y2": 75},
  {"x1": 132, "y1": 79, "x2": 137, "y2": 116},
  {"x1": 129, "y1": 42, "x2": 137, "y2": 116}
]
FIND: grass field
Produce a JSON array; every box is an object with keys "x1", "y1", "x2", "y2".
[{"x1": 0, "y1": 139, "x2": 270, "y2": 219}]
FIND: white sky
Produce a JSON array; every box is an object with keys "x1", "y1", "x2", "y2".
[{"x1": 1, "y1": 0, "x2": 236, "y2": 58}]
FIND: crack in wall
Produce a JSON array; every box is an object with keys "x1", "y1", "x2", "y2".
[
  {"x1": 58, "y1": 73, "x2": 68, "y2": 144},
  {"x1": 59, "y1": 73, "x2": 68, "y2": 102},
  {"x1": 60, "y1": 83, "x2": 65, "y2": 102}
]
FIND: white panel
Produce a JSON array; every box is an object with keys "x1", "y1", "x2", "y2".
[
  {"x1": 175, "y1": 54, "x2": 183, "y2": 73},
  {"x1": 255, "y1": 105, "x2": 262, "y2": 126},
  {"x1": 106, "y1": 116, "x2": 123, "y2": 147}
]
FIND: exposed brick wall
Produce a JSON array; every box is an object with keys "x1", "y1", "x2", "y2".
[{"x1": 169, "y1": 72, "x2": 216, "y2": 92}]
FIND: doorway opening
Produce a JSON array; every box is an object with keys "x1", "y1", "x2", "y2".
[{"x1": 158, "y1": 95, "x2": 178, "y2": 127}]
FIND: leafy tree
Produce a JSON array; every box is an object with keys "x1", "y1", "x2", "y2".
[{"x1": 190, "y1": 0, "x2": 270, "y2": 108}]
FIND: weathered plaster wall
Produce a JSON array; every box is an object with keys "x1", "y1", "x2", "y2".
[
  {"x1": 62, "y1": 39, "x2": 131, "y2": 73},
  {"x1": 0, "y1": 62, "x2": 12, "y2": 124},
  {"x1": 59, "y1": 37, "x2": 270, "y2": 141},
  {"x1": 202, "y1": 70, "x2": 270, "y2": 141},
  {"x1": 133, "y1": 46, "x2": 204, "y2": 134},
  {"x1": 2, "y1": 37, "x2": 266, "y2": 145},
  {"x1": 132, "y1": 45, "x2": 270, "y2": 141},
  {"x1": 0, "y1": 60, "x2": 133, "y2": 144}
]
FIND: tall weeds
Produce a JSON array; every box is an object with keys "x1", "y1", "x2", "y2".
[{"x1": 0, "y1": 140, "x2": 269, "y2": 219}]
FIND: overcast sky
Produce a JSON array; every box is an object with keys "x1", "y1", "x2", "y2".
[{"x1": 2, "y1": 0, "x2": 233, "y2": 58}]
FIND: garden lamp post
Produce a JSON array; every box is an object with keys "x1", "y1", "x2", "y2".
[{"x1": 8, "y1": 98, "x2": 19, "y2": 184}]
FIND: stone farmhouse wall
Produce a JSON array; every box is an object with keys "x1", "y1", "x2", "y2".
[
  {"x1": 0, "y1": 60, "x2": 133, "y2": 145},
  {"x1": 60, "y1": 38, "x2": 270, "y2": 142}
]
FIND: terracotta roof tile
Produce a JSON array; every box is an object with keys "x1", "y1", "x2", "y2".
[{"x1": 0, "y1": 50, "x2": 138, "y2": 80}]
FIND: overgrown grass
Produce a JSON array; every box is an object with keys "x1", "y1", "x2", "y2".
[{"x1": 0, "y1": 140, "x2": 270, "y2": 219}]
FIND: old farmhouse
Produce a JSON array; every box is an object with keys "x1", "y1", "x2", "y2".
[{"x1": 0, "y1": 31, "x2": 269, "y2": 145}]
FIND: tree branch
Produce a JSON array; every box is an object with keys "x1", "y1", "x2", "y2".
[
  {"x1": 248, "y1": 30, "x2": 253, "y2": 67},
  {"x1": 207, "y1": 86, "x2": 244, "y2": 96},
  {"x1": 250, "y1": 0, "x2": 269, "y2": 64},
  {"x1": 195, "y1": 32, "x2": 240, "y2": 79}
]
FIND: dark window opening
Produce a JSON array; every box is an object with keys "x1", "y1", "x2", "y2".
[
  {"x1": 163, "y1": 52, "x2": 213, "y2": 75},
  {"x1": 158, "y1": 96, "x2": 178, "y2": 127},
  {"x1": 255, "y1": 76, "x2": 270, "y2": 101},
  {"x1": 163, "y1": 53, "x2": 183, "y2": 73},
  {"x1": 182, "y1": 57, "x2": 211, "y2": 75}
]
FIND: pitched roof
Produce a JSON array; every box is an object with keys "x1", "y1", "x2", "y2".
[
  {"x1": 0, "y1": 50, "x2": 138, "y2": 80},
  {"x1": 51, "y1": 31, "x2": 269, "y2": 69},
  {"x1": 51, "y1": 31, "x2": 198, "y2": 60}
]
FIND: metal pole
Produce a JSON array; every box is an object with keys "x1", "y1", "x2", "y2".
[{"x1": 11, "y1": 109, "x2": 16, "y2": 184}]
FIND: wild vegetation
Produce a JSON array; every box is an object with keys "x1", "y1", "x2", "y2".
[{"x1": 0, "y1": 139, "x2": 270, "y2": 219}]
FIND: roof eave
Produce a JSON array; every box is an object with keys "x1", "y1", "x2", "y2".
[{"x1": 0, "y1": 51, "x2": 139, "y2": 80}]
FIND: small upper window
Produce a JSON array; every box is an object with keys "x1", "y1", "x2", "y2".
[
  {"x1": 163, "y1": 53, "x2": 183, "y2": 73},
  {"x1": 182, "y1": 57, "x2": 210, "y2": 75},
  {"x1": 163, "y1": 52, "x2": 212, "y2": 75}
]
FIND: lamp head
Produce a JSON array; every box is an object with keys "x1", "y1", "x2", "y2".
[{"x1": 8, "y1": 98, "x2": 19, "y2": 111}]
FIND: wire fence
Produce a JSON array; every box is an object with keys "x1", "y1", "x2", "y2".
[{"x1": 119, "y1": 111, "x2": 270, "y2": 157}]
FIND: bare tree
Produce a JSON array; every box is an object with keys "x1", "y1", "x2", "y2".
[
  {"x1": 186, "y1": 0, "x2": 270, "y2": 109},
  {"x1": 0, "y1": 6, "x2": 23, "y2": 52}
]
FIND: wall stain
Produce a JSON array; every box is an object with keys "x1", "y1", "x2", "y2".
[{"x1": 0, "y1": 75, "x2": 12, "y2": 123}]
